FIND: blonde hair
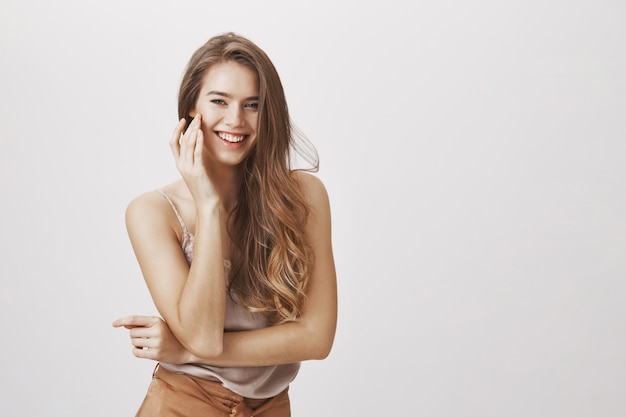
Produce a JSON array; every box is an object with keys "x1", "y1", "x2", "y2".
[{"x1": 178, "y1": 32, "x2": 319, "y2": 324}]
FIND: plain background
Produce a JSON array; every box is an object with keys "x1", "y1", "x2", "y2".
[{"x1": 1, "y1": 1, "x2": 625, "y2": 416}]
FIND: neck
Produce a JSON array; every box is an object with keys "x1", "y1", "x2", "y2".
[{"x1": 205, "y1": 164, "x2": 242, "y2": 212}]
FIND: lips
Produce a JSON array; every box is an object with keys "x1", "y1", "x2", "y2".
[{"x1": 216, "y1": 131, "x2": 246, "y2": 143}]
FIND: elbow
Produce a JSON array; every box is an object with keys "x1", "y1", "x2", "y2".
[
  {"x1": 185, "y1": 332, "x2": 224, "y2": 359},
  {"x1": 304, "y1": 326, "x2": 335, "y2": 360},
  {"x1": 310, "y1": 339, "x2": 333, "y2": 360},
  {"x1": 299, "y1": 316, "x2": 336, "y2": 360},
  {"x1": 172, "y1": 307, "x2": 225, "y2": 359}
]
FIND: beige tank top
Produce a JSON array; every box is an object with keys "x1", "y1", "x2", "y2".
[{"x1": 155, "y1": 190, "x2": 300, "y2": 399}]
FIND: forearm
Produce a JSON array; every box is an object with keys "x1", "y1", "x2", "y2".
[
  {"x1": 171, "y1": 202, "x2": 226, "y2": 357},
  {"x1": 187, "y1": 319, "x2": 334, "y2": 367}
]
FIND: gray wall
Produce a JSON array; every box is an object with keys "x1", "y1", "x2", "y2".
[{"x1": 1, "y1": 0, "x2": 624, "y2": 415}]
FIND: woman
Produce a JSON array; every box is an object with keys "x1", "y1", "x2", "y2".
[{"x1": 113, "y1": 32, "x2": 337, "y2": 417}]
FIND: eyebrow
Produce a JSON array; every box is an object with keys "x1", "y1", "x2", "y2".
[{"x1": 206, "y1": 90, "x2": 259, "y2": 101}]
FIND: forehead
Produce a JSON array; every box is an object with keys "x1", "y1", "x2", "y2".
[{"x1": 200, "y1": 61, "x2": 259, "y2": 96}]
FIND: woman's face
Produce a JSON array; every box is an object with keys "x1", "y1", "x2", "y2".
[{"x1": 192, "y1": 60, "x2": 260, "y2": 168}]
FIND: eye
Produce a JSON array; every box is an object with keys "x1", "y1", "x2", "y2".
[
  {"x1": 245, "y1": 102, "x2": 259, "y2": 109},
  {"x1": 211, "y1": 99, "x2": 226, "y2": 105}
]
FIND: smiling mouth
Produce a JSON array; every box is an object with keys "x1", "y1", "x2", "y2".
[{"x1": 216, "y1": 132, "x2": 247, "y2": 143}]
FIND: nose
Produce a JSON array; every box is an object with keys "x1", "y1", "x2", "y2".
[{"x1": 224, "y1": 105, "x2": 244, "y2": 127}]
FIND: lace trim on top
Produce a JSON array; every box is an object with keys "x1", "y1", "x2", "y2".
[
  {"x1": 156, "y1": 189, "x2": 195, "y2": 264},
  {"x1": 155, "y1": 189, "x2": 232, "y2": 273}
]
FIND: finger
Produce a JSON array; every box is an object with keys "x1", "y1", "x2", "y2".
[
  {"x1": 112, "y1": 315, "x2": 156, "y2": 328},
  {"x1": 132, "y1": 346, "x2": 157, "y2": 360},
  {"x1": 169, "y1": 118, "x2": 186, "y2": 161},
  {"x1": 130, "y1": 336, "x2": 147, "y2": 349},
  {"x1": 194, "y1": 128, "x2": 204, "y2": 161},
  {"x1": 131, "y1": 335, "x2": 157, "y2": 349},
  {"x1": 182, "y1": 115, "x2": 200, "y2": 163},
  {"x1": 129, "y1": 325, "x2": 159, "y2": 339},
  {"x1": 112, "y1": 316, "x2": 136, "y2": 328}
]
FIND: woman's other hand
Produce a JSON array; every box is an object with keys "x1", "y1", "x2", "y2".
[
  {"x1": 169, "y1": 115, "x2": 217, "y2": 205},
  {"x1": 113, "y1": 315, "x2": 191, "y2": 364}
]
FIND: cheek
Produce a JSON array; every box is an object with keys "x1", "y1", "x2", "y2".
[
  {"x1": 200, "y1": 123, "x2": 214, "y2": 140},
  {"x1": 195, "y1": 102, "x2": 220, "y2": 118},
  {"x1": 196, "y1": 114, "x2": 214, "y2": 137},
  {"x1": 249, "y1": 114, "x2": 259, "y2": 132},
  {"x1": 198, "y1": 109, "x2": 220, "y2": 129}
]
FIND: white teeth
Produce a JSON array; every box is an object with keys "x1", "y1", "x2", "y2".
[{"x1": 218, "y1": 132, "x2": 245, "y2": 143}]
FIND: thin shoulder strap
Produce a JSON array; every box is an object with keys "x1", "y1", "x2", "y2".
[{"x1": 155, "y1": 189, "x2": 190, "y2": 235}]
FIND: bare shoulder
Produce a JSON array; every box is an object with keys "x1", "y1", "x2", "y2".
[
  {"x1": 126, "y1": 180, "x2": 185, "y2": 223},
  {"x1": 127, "y1": 190, "x2": 165, "y2": 220},
  {"x1": 125, "y1": 187, "x2": 179, "y2": 240},
  {"x1": 292, "y1": 171, "x2": 331, "y2": 214}
]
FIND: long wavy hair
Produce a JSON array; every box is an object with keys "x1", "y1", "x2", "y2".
[{"x1": 178, "y1": 32, "x2": 319, "y2": 324}]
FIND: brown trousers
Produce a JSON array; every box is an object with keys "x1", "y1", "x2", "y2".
[{"x1": 135, "y1": 365, "x2": 291, "y2": 417}]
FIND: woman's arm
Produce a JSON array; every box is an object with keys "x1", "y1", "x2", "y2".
[
  {"x1": 206, "y1": 174, "x2": 337, "y2": 366},
  {"x1": 115, "y1": 172, "x2": 337, "y2": 366},
  {"x1": 120, "y1": 116, "x2": 227, "y2": 358},
  {"x1": 210, "y1": 173, "x2": 337, "y2": 366}
]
